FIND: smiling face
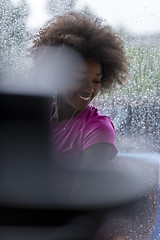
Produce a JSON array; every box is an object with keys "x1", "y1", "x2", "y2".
[{"x1": 61, "y1": 58, "x2": 103, "y2": 111}]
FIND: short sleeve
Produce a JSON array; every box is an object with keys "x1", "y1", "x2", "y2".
[{"x1": 82, "y1": 116, "x2": 118, "y2": 157}]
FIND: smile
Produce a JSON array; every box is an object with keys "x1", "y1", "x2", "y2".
[{"x1": 77, "y1": 94, "x2": 92, "y2": 101}]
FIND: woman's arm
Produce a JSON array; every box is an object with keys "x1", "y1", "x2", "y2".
[{"x1": 80, "y1": 143, "x2": 115, "y2": 170}]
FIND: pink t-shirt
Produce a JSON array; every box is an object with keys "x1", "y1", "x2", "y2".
[{"x1": 50, "y1": 105, "x2": 118, "y2": 160}]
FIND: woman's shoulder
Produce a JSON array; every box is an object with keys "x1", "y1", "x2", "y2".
[
  {"x1": 86, "y1": 105, "x2": 113, "y2": 125},
  {"x1": 80, "y1": 105, "x2": 115, "y2": 136}
]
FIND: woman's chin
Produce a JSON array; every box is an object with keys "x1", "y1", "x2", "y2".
[{"x1": 73, "y1": 103, "x2": 90, "y2": 111}]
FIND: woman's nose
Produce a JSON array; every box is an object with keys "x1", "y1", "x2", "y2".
[
  {"x1": 82, "y1": 86, "x2": 94, "y2": 95},
  {"x1": 82, "y1": 81, "x2": 94, "y2": 95}
]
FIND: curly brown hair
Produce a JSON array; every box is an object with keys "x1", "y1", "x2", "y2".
[{"x1": 30, "y1": 12, "x2": 128, "y2": 91}]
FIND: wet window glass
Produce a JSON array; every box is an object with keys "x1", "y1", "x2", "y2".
[{"x1": 0, "y1": 0, "x2": 159, "y2": 239}]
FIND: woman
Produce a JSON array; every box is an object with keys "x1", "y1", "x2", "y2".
[
  {"x1": 29, "y1": 13, "x2": 159, "y2": 240},
  {"x1": 30, "y1": 12, "x2": 128, "y2": 169}
]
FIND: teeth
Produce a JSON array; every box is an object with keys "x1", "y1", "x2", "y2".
[{"x1": 78, "y1": 95, "x2": 91, "y2": 101}]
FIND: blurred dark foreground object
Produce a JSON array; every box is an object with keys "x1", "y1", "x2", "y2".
[{"x1": 0, "y1": 91, "x2": 159, "y2": 239}]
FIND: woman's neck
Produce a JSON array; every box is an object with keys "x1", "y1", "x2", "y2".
[{"x1": 54, "y1": 98, "x2": 79, "y2": 122}]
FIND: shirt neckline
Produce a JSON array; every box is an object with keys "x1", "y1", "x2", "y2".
[{"x1": 51, "y1": 104, "x2": 90, "y2": 126}]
